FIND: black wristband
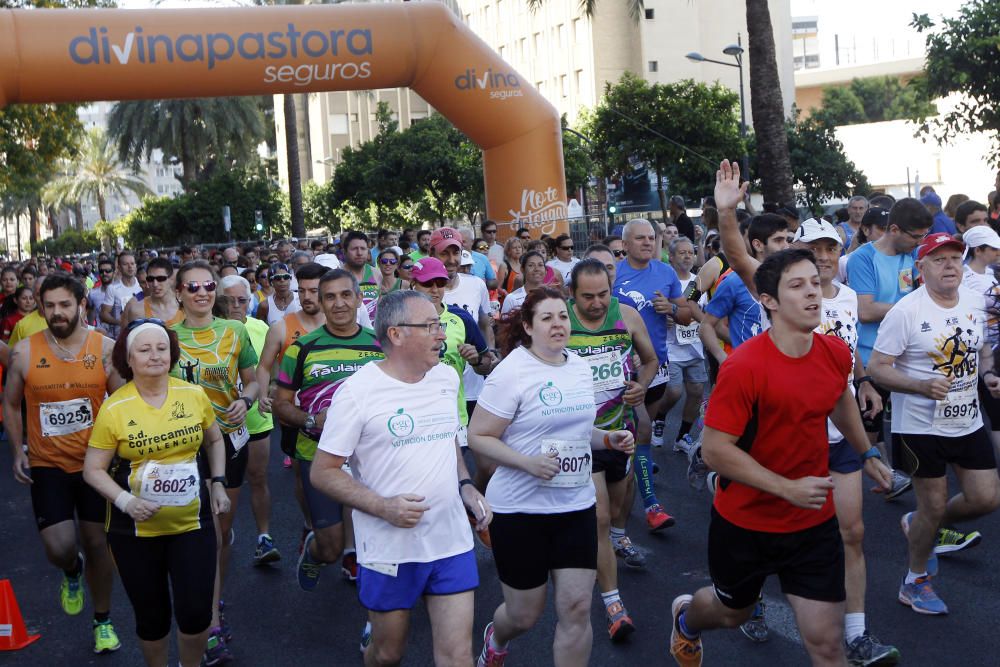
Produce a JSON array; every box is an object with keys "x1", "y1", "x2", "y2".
[
  {"x1": 853, "y1": 375, "x2": 874, "y2": 389},
  {"x1": 211, "y1": 476, "x2": 227, "y2": 487},
  {"x1": 459, "y1": 478, "x2": 474, "y2": 491}
]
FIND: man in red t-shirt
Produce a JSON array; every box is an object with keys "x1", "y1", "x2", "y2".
[{"x1": 669, "y1": 242, "x2": 892, "y2": 667}]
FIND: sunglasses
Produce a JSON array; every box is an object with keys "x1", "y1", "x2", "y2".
[
  {"x1": 475, "y1": 245, "x2": 489, "y2": 252},
  {"x1": 125, "y1": 317, "x2": 166, "y2": 333},
  {"x1": 613, "y1": 250, "x2": 626, "y2": 258},
  {"x1": 380, "y1": 258, "x2": 398, "y2": 266},
  {"x1": 146, "y1": 274, "x2": 170, "y2": 283},
  {"x1": 400, "y1": 264, "x2": 415, "y2": 271},
  {"x1": 417, "y1": 278, "x2": 448, "y2": 288},
  {"x1": 270, "y1": 273, "x2": 292, "y2": 281},
  {"x1": 182, "y1": 280, "x2": 217, "y2": 294},
  {"x1": 560, "y1": 245, "x2": 574, "y2": 251}
]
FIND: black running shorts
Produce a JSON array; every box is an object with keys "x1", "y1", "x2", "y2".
[
  {"x1": 29, "y1": 466, "x2": 106, "y2": 532},
  {"x1": 489, "y1": 506, "x2": 597, "y2": 590},
  {"x1": 592, "y1": 449, "x2": 631, "y2": 484},
  {"x1": 894, "y1": 427, "x2": 997, "y2": 479},
  {"x1": 708, "y1": 509, "x2": 845, "y2": 610}
]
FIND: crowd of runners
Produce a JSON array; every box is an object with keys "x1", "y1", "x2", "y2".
[{"x1": 4, "y1": 159, "x2": 1000, "y2": 667}]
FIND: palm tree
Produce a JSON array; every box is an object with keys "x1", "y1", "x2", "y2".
[
  {"x1": 43, "y1": 129, "x2": 152, "y2": 225},
  {"x1": 107, "y1": 97, "x2": 266, "y2": 191},
  {"x1": 526, "y1": 0, "x2": 793, "y2": 203}
]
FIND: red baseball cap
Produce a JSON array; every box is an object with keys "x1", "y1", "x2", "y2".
[
  {"x1": 409, "y1": 257, "x2": 449, "y2": 283},
  {"x1": 429, "y1": 227, "x2": 462, "y2": 254},
  {"x1": 917, "y1": 232, "x2": 965, "y2": 261}
]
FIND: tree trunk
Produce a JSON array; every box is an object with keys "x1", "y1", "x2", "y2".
[
  {"x1": 746, "y1": 0, "x2": 794, "y2": 205},
  {"x1": 98, "y1": 192, "x2": 108, "y2": 223},
  {"x1": 656, "y1": 169, "x2": 669, "y2": 222},
  {"x1": 28, "y1": 205, "x2": 39, "y2": 252},
  {"x1": 74, "y1": 201, "x2": 85, "y2": 231},
  {"x1": 284, "y1": 94, "x2": 306, "y2": 238}
]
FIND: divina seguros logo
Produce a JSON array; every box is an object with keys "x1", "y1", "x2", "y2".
[
  {"x1": 67, "y1": 23, "x2": 374, "y2": 87},
  {"x1": 454, "y1": 67, "x2": 523, "y2": 100}
]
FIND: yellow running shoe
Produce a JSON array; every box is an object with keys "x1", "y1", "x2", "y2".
[
  {"x1": 60, "y1": 573, "x2": 85, "y2": 616},
  {"x1": 93, "y1": 620, "x2": 122, "y2": 654}
]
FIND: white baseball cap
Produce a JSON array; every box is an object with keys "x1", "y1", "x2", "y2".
[
  {"x1": 962, "y1": 225, "x2": 1000, "y2": 250},
  {"x1": 460, "y1": 250, "x2": 474, "y2": 266},
  {"x1": 793, "y1": 218, "x2": 842, "y2": 245}
]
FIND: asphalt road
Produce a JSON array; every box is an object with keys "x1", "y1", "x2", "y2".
[{"x1": 3, "y1": 408, "x2": 1000, "y2": 666}]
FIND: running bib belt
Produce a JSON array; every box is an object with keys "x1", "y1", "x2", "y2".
[
  {"x1": 140, "y1": 461, "x2": 200, "y2": 507},
  {"x1": 539, "y1": 439, "x2": 592, "y2": 488},
  {"x1": 567, "y1": 297, "x2": 635, "y2": 432}
]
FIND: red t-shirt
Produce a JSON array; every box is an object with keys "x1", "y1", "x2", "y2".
[{"x1": 705, "y1": 331, "x2": 852, "y2": 533}]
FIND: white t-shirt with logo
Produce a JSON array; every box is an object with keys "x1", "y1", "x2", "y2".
[
  {"x1": 817, "y1": 282, "x2": 859, "y2": 443},
  {"x1": 317, "y1": 362, "x2": 472, "y2": 565},
  {"x1": 444, "y1": 274, "x2": 491, "y2": 401},
  {"x1": 477, "y1": 346, "x2": 597, "y2": 514},
  {"x1": 874, "y1": 285, "x2": 986, "y2": 437},
  {"x1": 666, "y1": 276, "x2": 704, "y2": 362},
  {"x1": 962, "y1": 265, "x2": 1000, "y2": 347},
  {"x1": 547, "y1": 257, "x2": 580, "y2": 284}
]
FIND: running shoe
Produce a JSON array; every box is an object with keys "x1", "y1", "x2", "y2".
[
  {"x1": 645, "y1": 504, "x2": 675, "y2": 531},
  {"x1": 613, "y1": 536, "x2": 646, "y2": 568},
  {"x1": 935, "y1": 527, "x2": 982, "y2": 554},
  {"x1": 605, "y1": 600, "x2": 635, "y2": 642},
  {"x1": 202, "y1": 628, "x2": 233, "y2": 666},
  {"x1": 219, "y1": 600, "x2": 232, "y2": 642},
  {"x1": 60, "y1": 552, "x2": 85, "y2": 616},
  {"x1": 93, "y1": 619, "x2": 121, "y2": 654},
  {"x1": 898, "y1": 575, "x2": 948, "y2": 615},
  {"x1": 706, "y1": 472, "x2": 719, "y2": 497},
  {"x1": 296, "y1": 531, "x2": 324, "y2": 591},
  {"x1": 341, "y1": 550, "x2": 358, "y2": 582},
  {"x1": 686, "y1": 445, "x2": 709, "y2": 491},
  {"x1": 899, "y1": 512, "x2": 939, "y2": 576},
  {"x1": 477, "y1": 622, "x2": 508, "y2": 667},
  {"x1": 468, "y1": 511, "x2": 492, "y2": 550},
  {"x1": 297, "y1": 526, "x2": 310, "y2": 555},
  {"x1": 885, "y1": 470, "x2": 912, "y2": 500},
  {"x1": 673, "y1": 434, "x2": 695, "y2": 455},
  {"x1": 359, "y1": 621, "x2": 372, "y2": 656},
  {"x1": 253, "y1": 534, "x2": 281, "y2": 566},
  {"x1": 669, "y1": 594, "x2": 702, "y2": 667},
  {"x1": 651, "y1": 419, "x2": 665, "y2": 447},
  {"x1": 845, "y1": 630, "x2": 900, "y2": 666},
  {"x1": 739, "y1": 600, "x2": 769, "y2": 642},
  {"x1": 282, "y1": 455, "x2": 292, "y2": 469}
]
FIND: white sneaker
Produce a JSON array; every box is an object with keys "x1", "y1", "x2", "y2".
[
  {"x1": 674, "y1": 434, "x2": 695, "y2": 455},
  {"x1": 651, "y1": 420, "x2": 665, "y2": 447}
]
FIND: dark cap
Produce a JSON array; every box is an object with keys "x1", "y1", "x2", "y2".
[{"x1": 861, "y1": 207, "x2": 890, "y2": 228}]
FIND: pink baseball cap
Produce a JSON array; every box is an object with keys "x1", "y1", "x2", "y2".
[
  {"x1": 917, "y1": 232, "x2": 964, "y2": 261},
  {"x1": 430, "y1": 227, "x2": 463, "y2": 253},
  {"x1": 409, "y1": 257, "x2": 449, "y2": 283}
]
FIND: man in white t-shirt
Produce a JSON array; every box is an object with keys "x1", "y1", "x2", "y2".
[
  {"x1": 431, "y1": 227, "x2": 495, "y2": 416},
  {"x1": 869, "y1": 232, "x2": 1000, "y2": 616},
  {"x1": 100, "y1": 251, "x2": 142, "y2": 339},
  {"x1": 310, "y1": 290, "x2": 491, "y2": 665},
  {"x1": 547, "y1": 233, "x2": 580, "y2": 284}
]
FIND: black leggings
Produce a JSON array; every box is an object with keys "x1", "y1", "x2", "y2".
[{"x1": 108, "y1": 527, "x2": 217, "y2": 641}]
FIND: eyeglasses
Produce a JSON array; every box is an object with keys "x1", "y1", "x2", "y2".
[
  {"x1": 270, "y1": 273, "x2": 292, "y2": 281},
  {"x1": 394, "y1": 321, "x2": 445, "y2": 335},
  {"x1": 182, "y1": 280, "x2": 217, "y2": 294},
  {"x1": 483, "y1": 228, "x2": 497, "y2": 234},
  {"x1": 901, "y1": 229, "x2": 929, "y2": 242},
  {"x1": 379, "y1": 258, "x2": 398, "y2": 266},
  {"x1": 232, "y1": 297, "x2": 250, "y2": 305},
  {"x1": 400, "y1": 264, "x2": 415, "y2": 271},
  {"x1": 612, "y1": 250, "x2": 626, "y2": 258},
  {"x1": 146, "y1": 274, "x2": 170, "y2": 283},
  {"x1": 417, "y1": 278, "x2": 448, "y2": 288},
  {"x1": 125, "y1": 317, "x2": 166, "y2": 333}
]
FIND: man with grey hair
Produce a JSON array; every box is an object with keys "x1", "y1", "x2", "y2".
[
  {"x1": 222, "y1": 246, "x2": 240, "y2": 266},
  {"x1": 457, "y1": 225, "x2": 498, "y2": 289},
  {"x1": 841, "y1": 196, "x2": 869, "y2": 248},
  {"x1": 311, "y1": 290, "x2": 491, "y2": 666}
]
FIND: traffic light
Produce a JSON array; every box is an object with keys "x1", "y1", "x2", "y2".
[
  {"x1": 254, "y1": 210, "x2": 264, "y2": 233},
  {"x1": 608, "y1": 202, "x2": 617, "y2": 224}
]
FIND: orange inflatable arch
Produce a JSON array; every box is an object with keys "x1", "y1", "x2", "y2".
[{"x1": 0, "y1": 3, "x2": 568, "y2": 236}]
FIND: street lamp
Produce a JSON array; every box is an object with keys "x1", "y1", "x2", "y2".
[{"x1": 686, "y1": 34, "x2": 749, "y2": 181}]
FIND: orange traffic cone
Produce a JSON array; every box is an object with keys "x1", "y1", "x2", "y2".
[{"x1": 0, "y1": 579, "x2": 40, "y2": 650}]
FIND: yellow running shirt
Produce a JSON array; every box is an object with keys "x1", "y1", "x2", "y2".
[{"x1": 90, "y1": 378, "x2": 217, "y2": 537}]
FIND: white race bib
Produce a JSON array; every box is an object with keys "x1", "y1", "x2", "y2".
[
  {"x1": 140, "y1": 461, "x2": 200, "y2": 507},
  {"x1": 588, "y1": 350, "x2": 625, "y2": 393},
  {"x1": 40, "y1": 398, "x2": 94, "y2": 438},
  {"x1": 540, "y1": 439, "x2": 592, "y2": 488},
  {"x1": 365, "y1": 562, "x2": 399, "y2": 577},
  {"x1": 934, "y1": 385, "x2": 979, "y2": 428},
  {"x1": 229, "y1": 424, "x2": 250, "y2": 452},
  {"x1": 675, "y1": 321, "x2": 700, "y2": 345}
]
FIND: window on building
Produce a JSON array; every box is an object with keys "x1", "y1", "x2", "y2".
[
  {"x1": 329, "y1": 113, "x2": 349, "y2": 135},
  {"x1": 645, "y1": 8, "x2": 655, "y2": 19},
  {"x1": 558, "y1": 23, "x2": 566, "y2": 48},
  {"x1": 533, "y1": 31, "x2": 542, "y2": 54},
  {"x1": 573, "y1": 18, "x2": 585, "y2": 42},
  {"x1": 560, "y1": 75, "x2": 568, "y2": 97},
  {"x1": 156, "y1": 167, "x2": 165, "y2": 177},
  {"x1": 499, "y1": 45, "x2": 506, "y2": 60},
  {"x1": 350, "y1": 113, "x2": 359, "y2": 123},
  {"x1": 575, "y1": 69, "x2": 584, "y2": 94},
  {"x1": 648, "y1": 61, "x2": 658, "y2": 73}
]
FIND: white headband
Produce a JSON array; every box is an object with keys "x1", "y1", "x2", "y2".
[{"x1": 126, "y1": 322, "x2": 170, "y2": 355}]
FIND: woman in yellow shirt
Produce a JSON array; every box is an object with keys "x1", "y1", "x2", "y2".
[{"x1": 84, "y1": 319, "x2": 229, "y2": 667}]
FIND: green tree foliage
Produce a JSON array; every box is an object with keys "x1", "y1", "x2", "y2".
[
  {"x1": 812, "y1": 76, "x2": 936, "y2": 128},
  {"x1": 752, "y1": 111, "x2": 869, "y2": 213},
  {"x1": 107, "y1": 98, "x2": 267, "y2": 191},
  {"x1": 117, "y1": 167, "x2": 286, "y2": 248},
  {"x1": 32, "y1": 228, "x2": 101, "y2": 257},
  {"x1": 584, "y1": 73, "x2": 744, "y2": 208},
  {"x1": 43, "y1": 129, "x2": 151, "y2": 223},
  {"x1": 562, "y1": 115, "x2": 594, "y2": 195},
  {"x1": 912, "y1": 3, "x2": 1000, "y2": 163}
]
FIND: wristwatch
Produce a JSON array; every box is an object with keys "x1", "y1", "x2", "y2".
[
  {"x1": 853, "y1": 375, "x2": 874, "y2": 390},
  {"x1": 861, "y1": 446, "x2": 882, "y2": 461},
  {"x1": 240, "y1": 396, "x2": 253, "y2": 410},
  {"x1": 303, "y1": 414, "x2": 317, "y2": 430}
]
